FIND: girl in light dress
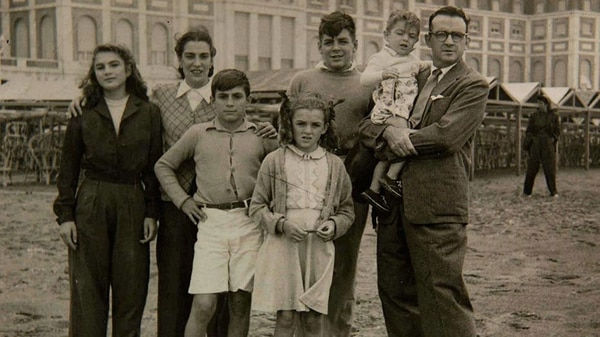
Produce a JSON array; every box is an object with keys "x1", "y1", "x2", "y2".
[{"x1": 249, "y1": 92, "x2": 355, "y2": 336}]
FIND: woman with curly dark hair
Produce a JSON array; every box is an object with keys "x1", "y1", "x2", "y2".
[
  {"x1": 250, "y1": 92, "x2": 355, "y2": 337},
  {"x1": 54, "y1": 44, "x2": 162, "y2": 337}
]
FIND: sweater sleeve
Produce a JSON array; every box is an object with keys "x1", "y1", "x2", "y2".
[
  {"x1": 140, "y1": 103, "x2": 163, "y2": 220},
  {"x1": 329, "y1": 156, "x2": 355, "y2": 239},
  {"x1": 154, "y1": 126, "x2": 198, "y2": 208},
  {"x1": 360, "y1": 52, "x2": 385, "y2": 88},
  {"x1": 249, "y1": 152, "x2": 285, "y2": 235},
  {"x1": 53, "y1": 117, "x2": 84, "y2": 225}
]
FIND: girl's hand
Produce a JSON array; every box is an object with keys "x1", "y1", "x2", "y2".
[
  {"x1": 255, "y1": 122, "x2": 278, "y2": 139},
  {"x1": 282, "y1": 220, "x2": 308, "y2": 242},
  {"x1": 316, "y1": 220, "x2": 335, "y2": 242},
  {"x1": 181, "y1": 198, "x2": 207, "y2": 224},
  {"x1": 140, "y1": 218, "x2": 158, "y2": 244},
  {"x1": 59, "y1": 221, "x2": 78, "y2": 250}
]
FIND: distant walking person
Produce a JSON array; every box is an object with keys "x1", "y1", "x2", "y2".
[
  {"x1": 523, "y1": 94, "x2": 561, "y2": 197},
  {"x1": 54, "y1": 44, "x2": 162, "y2": 337}
]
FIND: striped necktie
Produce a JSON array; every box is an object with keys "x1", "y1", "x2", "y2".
[{"x1": 409, "y1": 68, "x2": 442, "y2": 128}]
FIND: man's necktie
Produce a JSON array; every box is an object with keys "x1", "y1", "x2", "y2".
[{"x1": 409, "y1": 68, "x2": 442, "y2": 128}]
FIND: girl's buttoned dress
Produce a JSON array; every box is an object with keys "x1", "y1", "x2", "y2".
[{"x1": 252, "y1": 146, "x2": 335, "y2": 315}]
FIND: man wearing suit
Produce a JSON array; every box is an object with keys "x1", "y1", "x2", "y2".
[{"x1": 359, "y1": 6, "x2": 488, "y2": 337}]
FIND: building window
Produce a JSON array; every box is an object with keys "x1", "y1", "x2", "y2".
[
  {"x1": 76, "y1": 16, "x2": 97, "y2": 61},
  {"x1": 579, "y1": 59, "x2": 592, "y2": 90},
  {"x1": 339, "y1": 0, "x2": 354, "y2": 9},
  {"x1": 469, "y1": 19, "x2": 480, "y2": 35},
  {"x1": 366, "y1": 0, "x2": 381, "y2": 13},
  {"x1": 511, "y1": 23, "x2": 523, "y2": 39},
  {"x1": 13, "y1": 18, "x2": 29, "y2": 58},
  {"x1": 150, "y1": 23, "x2": 168, "y2": 65},
  {"x1": 532, "y1": 23, "x2": 546, "y2": 40},
  {"x1": 490, "y1": 22, "x2": 501, "y2": 36},
  {"x1": 39, "y1": 15, "x2": 57, "y2": 60},
  {"x1": 235, "y1": 12, "x2": 249, "y2": 71},
  {"x1": 488, "y1": 58, "x2": 501, "y2": 79},
  {"x1": 115, "y1": 19, "x2": 134, "y2": 52},
  {"x1": 308, "y1": 36, "x2": 320, "y2": 68},
  {"x1": 281, "y1": 17, "x2": 294, "y2": 69},
  {"x1": 258, "y1": 15, "x2": 272, "y2": 71},
  {"x1": 509, "y1": 60, "x2": 523, "y2": 82},
  {"x1": 365, "y1": 41, "x2": 379, "y2": 61},
  {"x1": 553, "y1": 59, "x2": 567, "y2": 86},
  {"x1": 532, "y1": 61, "x2": 544, "y2": 83}
]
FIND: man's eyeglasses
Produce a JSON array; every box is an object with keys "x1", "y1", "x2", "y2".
[{"x1": 429, "y1": 31, "x2": 468, "y2": 43}]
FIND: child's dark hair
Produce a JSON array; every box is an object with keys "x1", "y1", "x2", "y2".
[
  {"x1": 211, "y1": 69, "x2": 251, "y2": 98},
  {"x1": 386, "y1": 10, "x2": 420, "y2": 33},
  {"x1": 278, "y1": 92, "x2": 339, "y2": 152},
  {"x1": 174, "y1": 27, "x2": 217, "y2": 78},
  {"x1": 79, "y1": 44, "x2": 148, "y2": 107},
  {"x1": 319, "y1": 11, "x2": 356, "y2": 42}
]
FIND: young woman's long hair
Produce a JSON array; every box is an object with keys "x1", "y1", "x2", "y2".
[
  {"x1": 278, "y1": 92, "x2": 340, "y2": 152},
  {"x1": 79, "y1": 44, "x2": 148, "y2": 107}
]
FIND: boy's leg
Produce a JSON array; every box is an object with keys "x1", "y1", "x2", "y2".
[
  {"x1": 300, "y1": 311, "x2": 324, "y2": 337},
  {"x1": 362, "y1": 160, "x2": 392, "y2": 213},
  {"x1": 227, "y1": 290, "x2": 252, "y2": 337},
  {"x1": 386, "y1": 161, "x2": 404, "y2": 180},
  {"x1": 185, "y1": 294, "x2": 219, "y2": 337},
  {"x1": 370, "y1": 160, "x2": 390, "y2": 193},
  {"x1": 275, "y1": 311, "x2": 297, "y2": 337}
]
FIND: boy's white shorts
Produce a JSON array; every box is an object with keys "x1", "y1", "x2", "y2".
[{"x1": 188, "y1": 207, "x2": 263, "y2": 294}]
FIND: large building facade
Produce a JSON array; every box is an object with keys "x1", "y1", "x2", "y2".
[{"x1": 1, "y1": 0, "x2": 600, "y2": 90}]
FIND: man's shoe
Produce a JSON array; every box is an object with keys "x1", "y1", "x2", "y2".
[
  {"x1": 360, "y1": 189, "x2": 391, "y2": 213},
  {"x1": 380, "y1": 175, "x2": 403, "y2": 199}
]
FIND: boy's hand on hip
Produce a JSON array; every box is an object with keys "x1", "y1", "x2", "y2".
[{"x1": 181, "y1": 198, "x2": 207, "y2": 224}]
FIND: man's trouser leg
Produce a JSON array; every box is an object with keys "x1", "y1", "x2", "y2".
[
  {"x1": 326, "y1": 201, "x2": 369, "y2": 337},
  {"x1": 404, "y1": 219, "x2": 477, "y2": 337}
]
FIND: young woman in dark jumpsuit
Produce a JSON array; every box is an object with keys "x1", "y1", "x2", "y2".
[{"x1": 54, "y1": 44, "x2": 162, "y2": 337}]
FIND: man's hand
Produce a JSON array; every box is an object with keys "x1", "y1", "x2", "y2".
[
  {"x1": 67, "y1": 96, "x2": 86, "y2": 118},
  {"x1": 316, "y1": 220, "x2": 335, "y2": 242},
  {"x1": 255, "y1": 122, "x2": 278, "y2": 139},
  {"x1": 181, "y1": 198, "x2": 207, "y2": 224},
  {"x1": 140, "y1": 217, "x2": 158, "y2": 244},
  {"x1": 59, "y1": 221, "x2": 78, "y2": 250},
  {"x1": 383, "y1": 126, "x2": 418, "y2": 157},
  {"x1": 282, "y1": 219, "x2": 308, "y2": 243}
]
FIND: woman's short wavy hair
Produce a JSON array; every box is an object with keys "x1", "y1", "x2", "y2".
[
  {"x1": 174, "y1": 27, "x2": 217, "y2": 79},
  {"x1": 278, "y1": 92, "x2": 339, "y2": 152}
]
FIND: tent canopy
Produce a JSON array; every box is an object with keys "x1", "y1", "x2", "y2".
[{"x1": 0, "y1": 79, "x2": 80, "y2": 101}]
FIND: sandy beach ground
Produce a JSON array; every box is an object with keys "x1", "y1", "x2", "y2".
[{"x1": 0, "y1": 168, "x2": 599, "y2": 337}]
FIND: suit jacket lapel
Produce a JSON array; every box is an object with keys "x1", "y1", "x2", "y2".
[{"x1": 431, "y1": 60, "x2": 467, "y2": 96}]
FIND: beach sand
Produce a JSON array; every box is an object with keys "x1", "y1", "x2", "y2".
[{"x1": 1, "y1": 168, "x2": 599, "y2": 336}]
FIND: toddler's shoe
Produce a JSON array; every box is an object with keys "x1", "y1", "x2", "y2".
[
  {"x1": 360, "y1": 189, "x2": 390, "y2": 214},
  {"x1": 381, "y1": 175, "x2": 403, "y2": 199}
]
